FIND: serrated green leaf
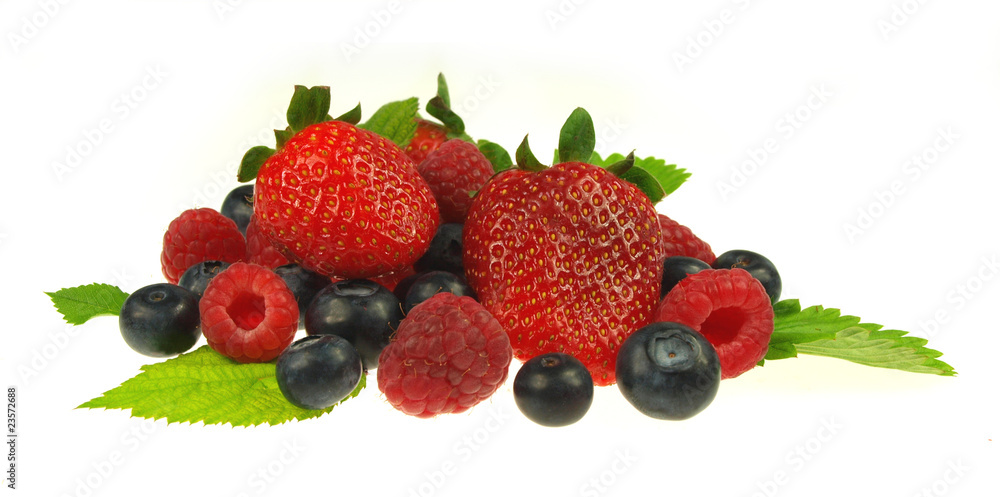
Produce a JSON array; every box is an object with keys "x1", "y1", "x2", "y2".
[
  {"x1": 477, "y1": 139, "x2": 513, "y2": 173},
  {"x1": 79, "y1": 346, "x2": 365, "y2": 427},
  {"x1": 764, "y1": 299, "x2": 956, "y2": 376},
  {"x1": 359, "y1": 97, "x2": 420, "y2": 147},
  {"x1": 286, "y1": 85, "x2": 332, "y2": 133},
  {"x1": 558, "y1": 107, "x2": 596, "y2": 163},
  {"x1": 46, "y1": 283, "x2": 129, "y2": 325},
  {"x1": 590, "y1": 152, "x2": 689, "y2": 201},
  {"x1": 794, "y1": 327, "x2": 956, "y2": 376},
  {"x1": 237, "y1": 145, "x2": 276, "y2": 182}
]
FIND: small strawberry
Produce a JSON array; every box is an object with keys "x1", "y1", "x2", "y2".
[
  {"x1": 405, "y1": 119, "x2": 448, "y2": 164},
  {"x1": 417, "y1": 139, "x2": 495, "y2": 223},
  {"x1": 240, "y1": 86, "x2": 440, "y2": 280},
  {"x1": 464, "y1": 112, "x2": 664, "y2": 386}
]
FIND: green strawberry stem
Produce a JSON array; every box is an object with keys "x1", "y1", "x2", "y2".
[
  {"x1": 558, "y1": 107, "x2": 597, "y2": 163},
  {"x1": 515, "y1": 135, "x2": 547, "y2": 172},
  {"x1": 425, "y1": 73, "x2": 467, "y2": 139}
]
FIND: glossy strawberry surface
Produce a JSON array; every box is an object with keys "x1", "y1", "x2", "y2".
[
  {"x1": 254, "y1": 121, "x2": 439, "y2": 279},
  {"x1": 463, "y1": 161, "x2": 662, "y2": 385}
]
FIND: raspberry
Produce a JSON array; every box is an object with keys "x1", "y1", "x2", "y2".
[
  {"x1": 655, "y1": 268, "x2": 773, "y2": 379},
  {"x1": 161, "y1": 208, "x2": 246, "y2": 284},
  {"x1": 657, "y1": 214, "x2": 715, "y2": 265},
  {"x1": 417, "y1": 139, "x2": 494, "y2": 223},
  {"x1": 377, "y1": 292, "x2": 512, "y2": 418},
  {"x1": 245, "y1": 215, "x2": 288, "y2": 269},
  {"x1": 200, "y1": 262, "x2": 298, "y2": 363}
]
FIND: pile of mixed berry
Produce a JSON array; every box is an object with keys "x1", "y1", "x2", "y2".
[{"x1": 117, "y1": 78, "x2": 791, "y2": 427}]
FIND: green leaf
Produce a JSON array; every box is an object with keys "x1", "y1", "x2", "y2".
[
  {"x1": 79, "y1": 346, "x2": 365, "y2": 427},
  {"x1": 46, "y1": 284, "x2": 129, "y2": 325},
  {"x1": 286, "y1": 85, "x2": 332, "y2": 133},
  {"x1": 477, "y1": 139, "x2": 513, "y2": 173},
  {"x1": 605, "y1": 151, "x2": 635, "y2": 177},
  {"x1": 558, "y1": 107, "x2": 596, "y2": 163},
  {"x1": 795, "y1": 327, "x2": 956, "y2": 376},
  {"x1": 359, "y1": 97, "x2": 420, "y2": 147},
  {"x1": 334, "y1": 102, "x2": 362, "y2": 125},
  {"x1": 426, "y1": 74, "x2": 465, "y2": 137},
  {"x1": 765, "y1": 299, "x2": 956, "y2": 376},
  {"x1": 237, "y1": 145, "x2": 276, "y2": 183},
  {"x1": 515, "y1": 135, "x2": 546, "y2": 172},
  {"x1": 620, "y1": 166, "x2": 666, "y2": 203},
  {"x1": 591, "y1": 152, "x2": 690, "y2": 199}
]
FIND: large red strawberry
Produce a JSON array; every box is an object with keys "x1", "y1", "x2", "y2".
[
  {"x1": 464, "y1": 138, "x2": 663, "y2": 386},
  {"x1": 253, "y1": 121, "x2": 439, "y2": 279},
  {"x1": 241, "y1": 86, "x2": 440, "y2": 280}
]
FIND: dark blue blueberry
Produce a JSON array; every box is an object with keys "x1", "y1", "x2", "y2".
[
  {"x1": 413, "y1": 223, "x2": 464, "y2": 275},
  {"x1": 513, "y1": 353, "x2": 594, "y2": 427},
  {"x1": 615, "y1": 321, "x2": 720, "y2": 420},
  {"x1": 304, "y1": 279, "x2": 403, "y2": 371},
  {"x1": 392, "y1": 272, "x2": 423, "y2": 303},
  {"x1": 220, "y1": 184, "x2": 254, "y2": 235},
  {"x1": 119, "y1": 283, "x2": 201, "y2": 357},
  {"x1": 661, "y1": 256, "x2": 710, "y2": 298},
  {"x1": 712, "y1": 249, "x2": 781, "y2": 303},
  {"x1": 276, "y1": 335, "x2": 363, "y2": 410},
  {"x1": 273, "y1": 264, "x2": 331, "y2": 328},
  {"x1": 404, "y1": 271, "x2": 476, "y2": 312},
  {"x1": 177, "y1": 260, "x2": 230, "y2": 298}
]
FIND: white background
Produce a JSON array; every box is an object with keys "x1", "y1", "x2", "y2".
[{"x1": 2, "y1": 1, "x2": 998, "y2": 496}]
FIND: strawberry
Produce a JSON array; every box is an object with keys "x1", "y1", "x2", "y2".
[
  {"x1": 463, "y1": 132, "x2": 663, "y2": 386},
  {"x1": 253, "y1": 120, "x2": 439, "y2": 279},
  {"x1": 404, "y1": 119, "x2": 448, "y2": 164},
  {"x1": 240, "y1": 86, "x2": 440, "y2": 280}
]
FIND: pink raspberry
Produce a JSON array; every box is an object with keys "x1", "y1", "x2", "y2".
[
  {"x1": 417, "y1": 139, "x2": 494, "y2": 224},
  {"x1": 200, "y1": 262, "x2": 298, "y2": 363},
  {"x1": 245, "y1": 214, "x2": 289, "y2": 269},
  {"x1": 160, "y1": 208, "x2": 246, "y2": 284},
  {"x1": 377, "y1": 292, "x2": 512, "y2": 418},
  {"x1": 657, "y1": 214, "x2": 715, "y2": 265},
  {"x1": 656, "y1": 268, "x2": 774, "y2": 379}
]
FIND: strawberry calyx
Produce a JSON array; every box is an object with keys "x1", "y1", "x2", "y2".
[
  {"x1": 237, "y1": 86, "x2": 362, "y2": 182},
  {"x1": 424, "y1": 73, "x2": 472, "y2": 141}
]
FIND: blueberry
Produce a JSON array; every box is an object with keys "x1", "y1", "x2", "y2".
[
  {"x1": 404, "y1": 271, "x2": 477, "y2": 312},
  {"x1": 661, "y1": 256, "x2": 710, "y2": 298},
  {"x1": 304, "y1": 279, "x2": 403, "y2": 371},
  {"x1": 413, "y1": 223, "x2": 464, "y2": 275},
  {"x1": 276, "y1": 335, "x2": 363, "y2": 410},
  {"x1": 220, "y1": 184, "x2": 254, "y2": 235},
  {"x1": 119, "y1": 283, "x2": 201, "y2": 357},
  {"x1": 392, "y1": 272, "x2": 423, "y2": 303},
  {"x1": 178, "y1": 260, "x2": 230, "y2": 298},
  {"x1": 712, "y1": 249, "x2": 781, "y2": 303},
  {"x1": 615, "y1": 321, "x2": 720, "y2": 420},
  {"x1": 273, "y1": 264, "x2": 330, "y2": 328},
  {"x1": 513, "y1": 353, "x2": 594, "y2": 427}
]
